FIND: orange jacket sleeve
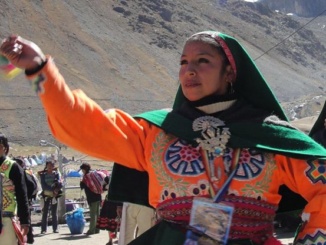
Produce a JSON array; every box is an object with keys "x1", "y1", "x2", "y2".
[
  {"x1": 275, "y1": 155, "x2": 326, "y2": 242},
  {"x1": 28, "y1": 58, "x2": 151, "y2": 171}
]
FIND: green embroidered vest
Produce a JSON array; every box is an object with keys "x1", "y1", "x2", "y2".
[{"x1": 0, "y1": 158, "x2": 17, "y2": 213}]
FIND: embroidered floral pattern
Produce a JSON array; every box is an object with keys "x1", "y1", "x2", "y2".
[
  {"x1": 305, "y1": 159, "x2": 326, "y2": 184},
  {"x1": 165, "y1": 139, "x2": 203, "y2": 175},
  {"x1": 151, "y1": 132, "x2": 190, "y2": 200},
  {"x1": 240, "y1": 153, "x2": 276, "y2": 199},
  {"x1": 235, "y1": 148, "x2": 266, "y2": 180},
  {"x1": 151, "y1": 132, "x2": 209, "y2": 202},
  {"x1": 189, "y1": 180, "x2": 209, "y2": 196}
]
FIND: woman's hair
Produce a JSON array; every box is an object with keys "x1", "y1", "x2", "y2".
[
  {"x1": 185, "y1": 34, "x2": 230, "y2": 73},
  {"x1": 80, "y1": 162, "x2": 91, "y2": 172},
  {"x1": 44, "y1": 159, "x2": 55, "y2": 171},
  {"x1": 0, "y1": 132, "x2": 9, "y2": 155}
]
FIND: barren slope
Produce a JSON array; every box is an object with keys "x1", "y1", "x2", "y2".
[{"x1": 0, "y1": 0, "x2": 325, "y2": 146}]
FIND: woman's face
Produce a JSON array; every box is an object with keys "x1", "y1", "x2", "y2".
[
  {"x1": 46, "y1": 162, "x2": 54, "y2": 171},
  {"x1": 0, "y1": 143, "x2": 6, "y2": 156},
  {"x1": 179, "y1": 41, "x2": 232, "y2": 101}
]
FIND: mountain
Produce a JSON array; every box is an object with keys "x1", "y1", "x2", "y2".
[
  {"x1": 0, "y1": 0, "x2": 325, "y2": 146},
  {"x1": 264, "y1": 0, "x2": 326, "y2": 17}
]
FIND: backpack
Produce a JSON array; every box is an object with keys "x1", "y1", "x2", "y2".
[
  {"x1": 83, "y1": 170, "x2": 108, "y2": 194},
  {"x1": 24, "y1": 170, "x2": 38, "y2": 200}
]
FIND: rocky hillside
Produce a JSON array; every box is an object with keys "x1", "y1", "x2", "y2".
[
  {"x1": 264, "y1": 0, "x2": 326, "y2": 17},
  {"x1": 0, "y1": 0, "x2": 325, "y2": 146}
]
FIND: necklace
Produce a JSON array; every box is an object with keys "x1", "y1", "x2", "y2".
[
  {"x1": 193, "y1": 116, "x2": 233, "y2": 197},
  {"x1": 192, "y1": 116, "x2": 230, "y2": 157}
]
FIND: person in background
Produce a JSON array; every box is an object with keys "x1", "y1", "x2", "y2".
[
  {"x1": 310, "y1": 100, "x2": 326, "y2": 148},
  {"x1": 13, "y1": 156, "x2": 39, "y2": 244},
  {"x1": 0, "y1": 133, "x2": 30, "y2": 245},
  {"x1": 38, "y1": 159, "x2": 62, "y2": 234},
  {"x1": 14, "y1": 157, "x2": 39, "y2": 203},
  {"x1": 118, "y1": 202, "x2": 155, "y2": 245},
  {"x1": 96, "y1": 175, "x2": 122, "y2": 245},
  {"x1": 2, "y1": 31, "x2": 326, "y2": 245},
  {"x1": 80, "y1": 163, "x2": 102, "y2": 235},
  {"x1": 109, "y1": 163, "x2": 155, "y2": 245}
]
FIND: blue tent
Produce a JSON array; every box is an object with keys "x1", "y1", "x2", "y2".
[{"x1": 66, "y1": 169, "x2": 82, "y2": 178}]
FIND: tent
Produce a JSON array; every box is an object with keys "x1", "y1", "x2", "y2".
[{"x1": 66, "y1": 169, "x2": 82, "y2": 178}]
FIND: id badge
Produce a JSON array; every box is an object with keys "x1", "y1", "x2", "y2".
[{"x1": 185, "y1": 197, "x2": 234, "y2": 245}]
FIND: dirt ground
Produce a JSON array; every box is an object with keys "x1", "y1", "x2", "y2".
[
  {"x1": 30, "y1": 223, "x2": 294, "y2": 245},
  {"x1": 32, "y1": 223, "x2": 117, "y2": 245}
]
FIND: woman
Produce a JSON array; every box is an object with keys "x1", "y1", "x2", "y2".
[
  {"x1": 96, "y1": 175, "x2": 122, "y2": 245},
  {"x1": 79, "y1": 163, "x2": 102, "y2": 235},
  {"x1": 38, "y1": 160, "x2": 62, "y2": 234},
  {"x1": 1, "y1": 31, "x2": 326, "y2": 245}
]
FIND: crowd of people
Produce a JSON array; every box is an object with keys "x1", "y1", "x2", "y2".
[
  {"x1": 0, "y1": 135, "x2": 66, "y2": 244},
  {"x1": 0, "y1": 134, "x2": 152, "y2": 245},
  {"x1": 0, "y1": 133, "x2": 154, "y2": 245},
  {"x1": 0, "y1": 29, "x2": 326, "y2": 245}
]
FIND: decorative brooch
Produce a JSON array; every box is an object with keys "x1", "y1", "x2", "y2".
[{"x1": 192, "y1": 116, "x2": 231, "y2": 156}]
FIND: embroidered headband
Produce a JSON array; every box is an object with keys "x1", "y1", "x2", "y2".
[{"x1": 190, "y1": 31, "x2": 237, "y2": 79}]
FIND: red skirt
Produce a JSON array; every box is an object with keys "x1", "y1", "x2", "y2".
[{"x1": 96, "y1": 196, "x2": 122, "y2": 232}]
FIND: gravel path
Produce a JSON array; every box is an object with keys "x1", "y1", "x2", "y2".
[
  {"x1": 30, "y1": 221, "x2": 294, "y2": 245},
  {"x1": 32, "y1": 223, "x2": 116, "y2": 245}
]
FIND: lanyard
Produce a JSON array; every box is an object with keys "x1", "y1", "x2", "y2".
[
  {"x1": 213, "y1": 157, "x2": 239, "y2": 203},
  {"x1": 203, "y1": 148, "x2": 240, "y2": 201}
]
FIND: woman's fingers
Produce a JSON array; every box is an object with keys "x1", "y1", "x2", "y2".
[{"x1": 1, "y1": 35, "x2": 46, "y2": 70}]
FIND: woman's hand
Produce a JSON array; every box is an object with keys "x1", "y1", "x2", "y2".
[
  {"x1": 0, "y1": 35, "x2": 46, "y2": 70},
  {"x1": 20, "y1": 224, "x2": 30, "y2": 236}
]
